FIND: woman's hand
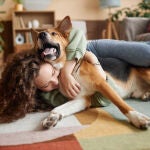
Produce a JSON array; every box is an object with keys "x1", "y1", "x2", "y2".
[
  {"x1": 59, "y1": 72, "x2": 80, "y2": 99},
  {"x1": 59, "y1": 60, "x2": 81, "y2": 99}
]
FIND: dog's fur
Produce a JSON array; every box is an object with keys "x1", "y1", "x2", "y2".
[{"x1": 32, "y1": 16, "x2": 150, "y2": 129}]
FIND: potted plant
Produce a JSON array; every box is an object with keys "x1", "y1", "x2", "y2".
[
  {"x1": 111, "y1": 0, "x2": 150, "y2": 21},
  {"x1": 13, "y1": 0, "x2": 24, "y2": 11},
  {"x1": 0, "y1": 22, "x2": 4, "y2": 52},
  {"x1": 0, "y1": 21, "x2": 4, "y2": 66},
  {"x1": 0, "y1": 0, "x2": 5, "y2": 66}
]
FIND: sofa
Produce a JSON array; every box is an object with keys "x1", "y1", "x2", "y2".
[{"x1": 120, "y1": 17, "x2": 150, "y2": 41}]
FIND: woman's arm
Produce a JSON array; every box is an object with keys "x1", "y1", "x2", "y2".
[
  {"x1": 59, "y1": 28, "x2": 86, "y2": 99},
  {"x1": 59, "y1": 60, "x2": 81, "y2": 99},
  {"x1": 59, "y1": 51, "x2": 107, "y2": 99},
  {"x1": 84, "y1": 51, "x2": 106, "y2": 80}
]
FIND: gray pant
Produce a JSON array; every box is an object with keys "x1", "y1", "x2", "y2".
[{"x1": 87, "y1": 39, "x2": 150, "y2": 67}]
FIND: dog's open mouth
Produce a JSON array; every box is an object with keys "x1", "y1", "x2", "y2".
[{"x1": 38, "y1": 42, "x2": 60, "y2": 61}]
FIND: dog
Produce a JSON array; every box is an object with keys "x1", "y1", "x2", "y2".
[{"x1": 32, "y1": 16, "x2": 150, "y2": 130}]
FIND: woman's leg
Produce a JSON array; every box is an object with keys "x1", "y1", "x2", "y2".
[{"x1": 87, "y1": 39, "x2": 150, "y2": 67}]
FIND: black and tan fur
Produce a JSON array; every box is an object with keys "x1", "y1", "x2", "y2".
[{"x1": 32, "y1": 16, "x2": 150, "y2": 129}]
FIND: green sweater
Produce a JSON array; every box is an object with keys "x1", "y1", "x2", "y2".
[
  {"x1": 66, "y1": 28, "x2": 87, "y2": 61},
  {"x1": 38, "y1": 28, "x2": 111, "y2": 108},
  {"x1": 38, "y1": 78, "x2": 113, "y2": 108}
]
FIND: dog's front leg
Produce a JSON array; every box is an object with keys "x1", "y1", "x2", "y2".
[
  {"x1": 96, "y1": 77, "x2": 150, "y2": 129},
  {"x1": 42, "y1": 97, "x2": 89, "y2": 129}
]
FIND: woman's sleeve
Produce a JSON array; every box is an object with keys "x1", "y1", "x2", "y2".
[
  {"x1": 37, "y1": 89, "x2": 68, "y2": 107},
  {"x1": 87, "y1": 39, "x2": 150, "y2": 67},
  {"x1": 66, "y1": 28, "x2": 87, "y2": 61}
]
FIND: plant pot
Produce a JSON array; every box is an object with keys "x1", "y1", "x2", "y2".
[{"x1": 15, "y1": 4, "x2": 23, "y2": 11}]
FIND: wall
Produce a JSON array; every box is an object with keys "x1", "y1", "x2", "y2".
[{"x1": 0, "y1": 0, "x2": 141, "y2": 21}]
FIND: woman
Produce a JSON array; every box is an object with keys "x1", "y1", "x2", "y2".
[
  {"x1": 0, "y1": 39, "x2": 150, "y2": 123},
  {"x1": 0, "y1": 48, "x2": 108, "y2": 123},
  {"x1": 35, "y1": 40, "x2": 150, "y2": 110},
  {"x1": 52, "y1": 28, "x2": 150, "y2": 99}
]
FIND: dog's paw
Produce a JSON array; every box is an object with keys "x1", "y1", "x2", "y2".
[
  {"x1": 42, "y1": 112, "x2": 62, "y2": 129},
  {"x1": 126, "y1": 111, "x2": 150, "y2": 129},
  {"x1": 142, "y1": 91, "x2": 150, "y2": 101}
]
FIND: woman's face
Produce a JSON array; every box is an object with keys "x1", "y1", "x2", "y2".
[{"x1": 34, "y1": 63, "x2": 60, "y2": 92}]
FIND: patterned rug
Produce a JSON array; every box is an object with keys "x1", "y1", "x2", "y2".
[{"x1": 0, "y1": 99, "x2": 150, "y2": 150}]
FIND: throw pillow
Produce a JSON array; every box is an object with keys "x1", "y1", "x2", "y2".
[
  {"x1": 146, "y1": 20, "x2": 150, "y2": 33},
  {"x1": 135, "y1": 33, "x2": 150, "y2": 41}
]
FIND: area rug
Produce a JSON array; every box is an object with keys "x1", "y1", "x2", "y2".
[{"x1": 0, "y1": 99, "x2": 150, "y2": 150}]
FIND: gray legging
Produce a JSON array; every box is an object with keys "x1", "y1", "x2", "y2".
[{"x1": 87, "y1": 39, "x2": 150, "y2": 67}]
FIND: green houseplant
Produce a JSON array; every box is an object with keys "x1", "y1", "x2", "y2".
[
  {"x1": 0, "y1": 22, "x2": 4, "y2": 66},
  {"x1": 0, "y1": 0, "x2": 5, "y2": 66},
  {"x1": 0, "y1": 22, "x2": 4, "y2": 52},
  {"x1": 13, "y1": 0, "x2": 23, "y2": 4},
  {"x1": 0, "y1": 0, "x2": 5, "y2": 52},
  {"x1": 111, "y1": 0, "x2": 150, "y2": 21}
]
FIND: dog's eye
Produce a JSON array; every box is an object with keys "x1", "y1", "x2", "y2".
[{"x1": 51, "y1": 32, "x2": 57, "y2": 36}]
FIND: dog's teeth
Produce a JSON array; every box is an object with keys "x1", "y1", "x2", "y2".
[
  {"x1": 50, "y1": 48, "x2": 56, "y2": 53},
  {"x1": 51, "y1": 56, "x2": 56, "y2": 60},
  {"x1": 43, "y1": 48, "x2": 51, "y2": 55},
  {"x1": 53, "y1": 48, "x2": 56, "y2": 53},
  {"x1": 43, "y1": 48, "x2": 56, "y2": 55}
]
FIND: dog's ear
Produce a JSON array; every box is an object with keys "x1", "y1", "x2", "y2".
[
  {"x1": 31, "y1": 29, "x2": 39, "y2": 48},
  {"x1": 56, "y1": 16, "x2": 72, "y2": 38}
]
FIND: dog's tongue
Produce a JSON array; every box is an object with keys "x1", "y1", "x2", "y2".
[{"x1": 43, "y1": 47, "x2": 57, "y2": 56}]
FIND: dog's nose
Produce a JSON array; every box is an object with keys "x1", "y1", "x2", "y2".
[{"x1": 38, "y1": 32, "x2": 47, "y2": 39}]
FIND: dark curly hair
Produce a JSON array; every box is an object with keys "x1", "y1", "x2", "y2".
[{"x1": 0, "y1": 50, "x2": 51, "y2": 123}]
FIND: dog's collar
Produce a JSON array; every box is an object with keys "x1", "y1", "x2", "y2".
[
  {"x1": 91, "y1": 62, "x2": 108, "y2": 81},
  {"x1": 91, "y1": 62, "x2": 101, "y2": 65},
  {"x1": 106, "y1": 75, "x2": 108, "y2": 81}
]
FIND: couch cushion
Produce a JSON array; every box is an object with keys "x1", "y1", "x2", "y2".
[
  {"x1": 120, "y1": 17, "x2": 150, "y2": 41},
  {"x1": 135, "y1": 33, "x2": 150, "y2": 41},
  {"x1": 146, "y1": 20, "x2": 150, "y2": 33}
]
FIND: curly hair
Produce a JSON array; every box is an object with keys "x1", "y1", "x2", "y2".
[{"x1": 0, "y1": 50, "x2": 50, "y2": 123}]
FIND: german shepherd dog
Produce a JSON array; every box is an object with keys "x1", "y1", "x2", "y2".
[{"x1": 32, "y1": 16, "x2": 150, "y2": 129}]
